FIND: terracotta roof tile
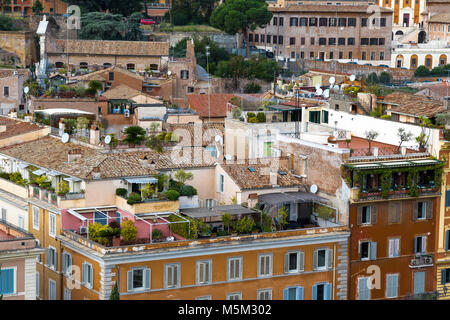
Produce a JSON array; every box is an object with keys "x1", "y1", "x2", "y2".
[
  {"x1": 0, "y1": 117, "x2": 43, "y2": 139},
  {"x1": 187, "y1": 94, "x2": 236, "y2": 118},
  {"x1": 384, "y1": 91, "x2": 446, "y2": 118}
]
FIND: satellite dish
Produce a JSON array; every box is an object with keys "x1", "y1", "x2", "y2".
[
  {"x1": 224, "y1": 154, "x2": 232, "y2": 160},
  {"x1": 350, "y1": 75, "x2": 356, "y2": 82},
  {"x1": 104, "y1": 135, "x2": 112, "y2": 144},
  {"x1": 323, "y1": 89, "x2": 330, "y2": 98},
  {"x1": 329, "y1": 77, "x2": 336, "y2": 85},
  {"x1": 61, "y1": 133, "x2": 70, "y2": 144},
  {"x1": 24, "y1": 86, "x2": 29, "y2": 94},
  {"x1": 310, "y1": 184, "x2": 318, "y2": 194},
  {"x1": 167, "y1": 71, "x2": 172, "y2": 76},
  {"x1": 214, "y1": 135, "x2": 223, "y2": 144},
  {"x1": 316, "y1": 88, "x2": 323, "y2": 96},
  {"x1": 315, "y1": 84, "x2": 321, "y2": 90}
]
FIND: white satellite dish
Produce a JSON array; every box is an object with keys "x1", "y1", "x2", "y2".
[
  {"x1": 315, "y1": 83, "x2": 321, "y2": 90},
  {"x1": 316, "y1": 88, "x2": 323, "y2": 96},
  {"x1": 323, "y1": 89, "x2": 330, "y2": 98},
  {"x1": 167, "y1": 71, "x2": 172, "y2": 76},
  {"x1": 104, "y1": 135, "x2": 112, "y2": 144},
  {"x1": 24, "y1": 86, "x2": 29, "y2": 94},
  {"x1": 214, "y1": 135, "x2": 223, "y2": 144},
  {"x1": 329, "y1": 77, "x2": 336, "y2": 85},
  {"x1": 61, "y1": 133, "x2": 70, "y2": 144},
  {"x1": 224, "y1": 154, "x2": 232, "y2": 160},
  {"x1": 350, "y1": 74, "x2": 356, "y2": 82},
  {"x1": 310, "y1": 184, "x2": 318, "y2": 194}
]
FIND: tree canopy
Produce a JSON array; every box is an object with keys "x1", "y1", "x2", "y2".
[
  {"x1": 32, "y1": 0, "x2": 43, "y2": 13},
  {"x1": 168, "y1": 0, "x2": 216, "y2": 25},
  {"x1": 61, "y1": 0, "x2": 142, "y2": 17},
  {"x1": 0, "y1": 14, "x2": 16, "y2": 31}
]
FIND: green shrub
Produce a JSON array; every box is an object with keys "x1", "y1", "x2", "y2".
[
  {"x1": 235, "y1": 216, "x2": 255, "y2": 234},
  {"x1": 256, "y1": 112, "x2": 266, "y2": 123},
  {"x1": 152, "y1": 229, "x2": 163, "y2": 240},
  {"x1": 0, "y1": 172, "x2": 10, "y2": 180},
  {"x1": 198, "y1": 220, "x2": 211, "y2": 235},
  {"x1": 179, "y1": 185, "x2": 197, "y2": 197},
  {"x1": 115, "y1": 188, "x2": 127, "y2": 197},
  {"x1": 121, "y1": 219, "x2": 137, "y2": 243},
  {"x1": 127, "y1": 192, "x2": 142, "y2": 205},
  {"x1": 57, "y1": 181, "x2": 70, "y2": 195},
  {"x1": 244, "y1": 82, "x2": 261, "y2": 93},
  {"x1": 168, "y1": 214, "x2": 198, "y2": 239},
  {"x1": 164, "y1": 132, "x2": 173, "y2": 141},
  {"x1": 414, "y1": 65, "x2": 430, "y2": 77},
  {"x1": 262, "y1": 212, "x2": 272, "y2": 232},
  {"x1": 169, "y1": 180, "x2": 183, "y2": 192},
  {"x1": 165, "y1": 189, "x2": 180, "y2": 201},
  {"x1": 88, "y1": 223, "x2": 113, "y2": 245},
  {"x1": 380, "y1": 115, "x2": 392, "y2": 120},
  {"x1": 222, "y1": 212, "x2": 232, "y2": 233}
]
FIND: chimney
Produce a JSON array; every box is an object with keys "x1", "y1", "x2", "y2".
[
  {"x1": 92, "y1": 166, "x2": 101, "y2": 179},
  {"x1": 401, "y1": 146, "x2": 407, "y2": 155},
  {"x1": 270, "y1": 171, "x2": 278, "y2": 187},
  {"x1": 373, "y1": 147, "x2": 379, "y2": 157},
  {"x1": 59, "y1": 118, "x2": 65, "y2": 136},
  {"x1": 89, "y1": 123, "x2": 100, "y2": 145},
  {"x1": 139, "y1": 156, "x2": 149, "y2": 168},
  {"x1": 68, "y1": 148, "x2": 82, "y2": 162},
  {"x1": 149, "y1": 160, "x2": 156, "y2": 171}
]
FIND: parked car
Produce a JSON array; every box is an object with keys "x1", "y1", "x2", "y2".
[{"x1": 140, "y1": 19, "x2": 156, "y2": 25}]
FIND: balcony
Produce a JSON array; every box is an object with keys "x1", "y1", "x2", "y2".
[{"x1": 115, "y1": 195, "x2": 179, "y2": 214}]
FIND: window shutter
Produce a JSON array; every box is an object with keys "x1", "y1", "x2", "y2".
[
  {"x1": 54, "y1": 251, "x2": 58, "y2": 270},
  {"x1": 325, "y1": 283, "x2": 332, "y2": 300},
  {"x1": 312, "y1": 284, "x2": 317, "y2": 300},
  {"x1": 396, "y1": 203, "x2": 401, "y2": 223},
  {"x1": 175, "y1": 265, "x2": 180, "y2": 287},
  {"x1": 283, "y1": 288, "x2": 288, "y2": 300},
  {"x1": 47, "y1": 248, "x2": 50, "y2": 266},
  {"x1": 296, "y1": 287, "x2": 302, "y2": 300},
  {"x1": 446, "y1": 230, "x2": 450, "y2": 251},
  {"x1": 357, "y1": 206, "x2": 362, "y2": 225},
  {"x1": 313, "y1": 250, "x2": 318, "y2": 270},
  {"x1": 82, "y1": 263, "x2": 86, "y2": 284},
  {"x1": 422, "y1": 236, "x2": 427, "y2": 253},
  {"x1": 144, "y1": 269, "x2": 151, "y2": 290},
  {"x1": 62, "y1": 254, "x2": 67, "y2": 274},
  {"x1": 284, "y1": 253, "x2": 289, "y2": 273},
  {"x1": 326, "y1": 249, "x2": 333, "y2": 269},
  {"x1": 414, "y1": 237, "x2": 418, "y2": 254},
  {"x1": 299, "y1": 252, "x2": 304, "y2": 271},
  {"x1": 442, "y1": 269, "x2": 446, "y2": 285},
  {"x1": 371, "y1": 206, "x2": 378, "y2": 224},
  {"x1": 412, "y1": 202, "x2": 418, "y2": 221},
  {"x1": 446, "y1": 190, "x2": 450, "y2": 207},
  {"x1": 370, "y1": 242, "x2": 377, "y2": 260},
  {"x1": 127, "y1": 270, "x2": 133, "y2": 292},
  {"x1": 426, "y1": 199, "x2": 433, "y2": 220}
]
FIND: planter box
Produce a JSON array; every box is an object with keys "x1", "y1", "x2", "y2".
[{"x1": 178, "y1": 195, "x2": 199, "y2": 209}]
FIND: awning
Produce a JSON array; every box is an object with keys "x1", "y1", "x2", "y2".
[
  {"x1": 32, "y1": 169, "x2": 49, "y2": 176},
  {"x1": 18, "y1": 163, "x2": 28, "y2": 169},
  {"x1": 46, "y1": 170, "x2": 61, "y2": 177},
  {"x1": 63, "y1": 177, "x2": 82, "y2": 182},
  {"x1": 124, "y1": 177, "x2": 158, "y2": 184},
  {"x1": 258, "y1": 191, "x2": 327, "y2": 207}
]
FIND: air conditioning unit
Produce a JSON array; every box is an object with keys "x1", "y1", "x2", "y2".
[
  {"x1": 79, "y1": 226, "x2": 87, "y2": 234},
  {"x1": 424, "y1": 256, "x2": 433, "y2": 265}
]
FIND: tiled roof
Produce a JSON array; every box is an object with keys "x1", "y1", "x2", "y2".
[
  {"x1": 416, "y1": 84, "x2": 450, "y2": 98},
  {"x1": 0, "y1": 117, "x2": 43, "y2": 140},
  {"x1": 187, "y1": 94, "x2": 236, "y2": 118},
  {"x1": 165, "y1": 123, "x2": 225, "y2": 147},
  {"x1": 48, "y1": 39, "x2": 169, "y2": 57},
  {"x1": 101, "y1": 85, "x2": 158, "y2": 102},
  {"x1": 220, "y1": 162, "x2": 302, "y2": 190},
  {"x1": 0, "y1": 69, "x2": 30, "y2": 78},
  {"x1": 384, "y1": 91, "x2": 446, "y2": 118}
]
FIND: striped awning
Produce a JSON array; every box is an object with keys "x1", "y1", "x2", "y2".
[
  {"x1": 124, "y1": 177, "x2": 158, "y2": 184},
  {"x1": 63, "y1": 177, "x2": 82, "y2": 182}
]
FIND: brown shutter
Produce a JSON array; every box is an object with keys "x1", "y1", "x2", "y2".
[
  {"x1": 412, "y1": 201, "x2": 418, "y2": 221},
  {"x1": 396, "y1": 202, "x2": 401, "y2": 223},
  {"x1": 427, "y1": 199, "x2": 434, "y2": 220},
  {"x1": 388, "y1": 203, "x2": 394, "y2": 224},
  {"x1": 371, "y1": 205, "x2": 378, "y2": 225},
  {"x1": 357, "y1": 206, "x2": 362, "y2": 225}
]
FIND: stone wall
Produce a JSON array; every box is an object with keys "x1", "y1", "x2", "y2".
[{"x1": 0, "y1": 31, "x2": 36, "y2": 67}]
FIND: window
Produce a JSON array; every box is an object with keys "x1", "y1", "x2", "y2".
[
  {"x1": 380, "y1": 52, "x2": 385, "y2": 60},
  {"x1": 348, "y1": 38, "x2": 355, "y2": 45},
  {"x1": 348, "y1": 18, "x2": 356, "y2": 27},
  {"x1": 180, "y1": 70, "x2": 189, "y2": 80},
  {"x1": 284, "y1": 251, "x2": 304, "y2": 273},
  {"x1": 260, "y1": 34, "x2": 265, "y2": 43},
  {"x1": 338, "y1": 18, "x2": 347, "y2": 27},
  {"x1": 49, "y1": 279, "x2": 56, "y2": 300},
  {"x1": 36, "y1": 271, "x2": 39, "y2": 298},
  {"x1": 371, "y1": 52, "x2": 376, "y2": 60},
  {"x1": 290, "y1": 37, "x2": 295, "y2": 45},
  {"x1": 441, "y1": 268, "x2": 450, "y2": 284},
  {"x1": 388, "y1": 202, "x2": 401, "y2": 224},
  {"x1": 358, "y1": 277, "x2": 371, "y2": 300},
  {"x1": 416, "y1": 201, "x2": 427, "y2": 220},
  {"x1": 361, "y1": 38, "x2": 369, "y2": 45},
  {"x1": 362, "y1": 18, "x2": 368, "y2": 27},
  {"x1": 64, "y1": 288, "x2": 71, "y2": 300},
  {"x1": 380, "y1": 18, "x2": 386, "y2": 27},
  {"x1": 62, "y1": 252, "x2": 72, "y2": 276},
  {"x1": 386, "y1": 274, "x2": 399, "y2": 298},
  {"x1": 309, "y1": 110, "x2": 321, "y2": 123},
  {"x1": 273, "y1": 35, "x2": 277, "y2": 44},
  {"x1": 301, "y1": 37, "x2": 305, "y2": 45},
  {"x1": 329, "y1": 52, "x2": 333, "y2": 60},
  {"x1": 413, "y1": 272, "x2": 425, "y2": 294},
  {"x1": 319, "y1": 38, "x2": 326, "y2": 45},
  {"x1": 370, "y1": 38, "x2": 379, "y2": 45},
  {"x1": 0, "y1": 208, "x2": 5, "y2": 222},
  {"x1": 0, "y1": 268, "x2": 15, "y2": 295},
  {"x1": 47, "y1": 247, "x2": 57, "y2": 269},
  {"x1": 279, "y1": 17, "x2": 284, "y2": 26},
  {"x1": 254, "y1": 34, "x2": 259, "y2": 43},
  {"x1": 227, "y1": 292, "x2": 242, "y2": 300},
  {"x1": 258, "y1": 254, "x2": 272, "y2": 277},
  {"x1": 388, "y1": 238, "x2": 400, "y2": 257},
  {"x1": 273, "y1": 17, "x2": 278, "y2": 26},
  {"x1": 278, "y1": 36, "x2": 283, "y2": 45},
  {"x1": 310, "y1": 37, "x2": 315, "y2": 45},
  {"x1": 372, "y1": 18, "x2": 378, "y2": 27},
  {"x1": 283, "y1": 286, "x2": 303, "y2": 300},
  {"x1": 322, "y1": 110, "x2": 329, "y2": 123},
  {"x1": 258, "y1": 289, "x2": 272, "y2": 300},
  {"x1": 361, "y1": 206, "x2": 371, "y2": 224},
  {"x1": 446, "y1": 230, "x2": 450, "y2": 251},
  {"x1": 3, "y1": 86, "x2": 9, "y2": 97},
  {"x1": 319, "y1": 18, "x2": 328, "y2": 26},
  {"x1": 127, "y1": 267, "x2": 151, "y2": 292},
  {"x1": 312, "y1": 283, "x2": 332, "y2": 300},
  {"x1": 360, "y1": 241, "x2": 377, "y2": 260},
  {"x1": 218, "y1": 174, "x2": 224, "y2": 193},
  {"x1": 414, "y1": 236, "x2": 427, "y2": 254},
  {"x1": 248, "y1": 33, "x2": 253, "y2": 42},
  {"x1": 329, "y1": 18, "x2": 336, "y2": 27},
  {"x1": 228, "y1": 257, "x2": 242, "y2": 281},
  {"x1": 49, "y1": 213, "x2": 56, "y2": 237},
  {"x1": 196, "y1": 260, "x2": 212, "y2": 284},
  {"x1": 165, "y1": 263, "x2": 180, "y2": 288},
  {"x1": 310, "y1": 52, "x2": 315, "y2": 59},
  {"x1": 33, "y1": 206, "x2": 39, "y2": 230},
  {"x1": 314, "y1": 248, "x2": 332, "y2": 270},
  {"x1": 362, "y1": 52, "x2": 367, "y2": 60},
  {"x1": 426, "y1": 58, "x2": 432, "y2": 67},
  {"x1": 36, "y1": 240, "x2": 41, "y2": 262},
  {"x1": 328, "y1": 38, "x2": 336, "y2": 46},
  {"x1": 301, "y1": 51, "x2": 304, "y2": 59},
  {"x1": 108, "y1": 72, "x2": 114, "y2": 81},
  {"x1": 339, "y1": 52, "x2": 343, "y2": 59},
  {"x1": 309, "y1": 18, "x2": 317, "y2": 26},
  {"x1": 82, "y1": 262, "x2": 93, "y2": 288},
  {"x1": 196, "y1": 295, "x2": 212, "y2": 300},
  {"x1": 267, "y1": 35, "x2": 271, "y2": 44},
  {"x1": 290, "y1": 17, "x2": 298, "y2": 27},
  {"x1": 379, "y1": 38, "x2": 385, "y2": 45},
  {"x1": 338, "y1": 38, "x2": 345, "y2": 45}
]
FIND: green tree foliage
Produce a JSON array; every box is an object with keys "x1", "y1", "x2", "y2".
[
  {"x1": 123, "y1": 126, "x2": 146, "y2": 146},
  {"x1": 414, "y1": 65, "x2": 430, "y2": 77},
  {"x1": 170, "y1": 38, "x2": 188, "y2": 58},
  {"x1": 210, "y1": 0, "x2": 272, "y2": 56},
  {"x1": 174, "y1": 169, "x2": 193, "y2": 185},
  {"x1": 63, "y1": 119, "x2": 77, "y2": 134},
  {"x1": 235, "y1": 216, "x2": 255, "y2": 234},
  {"x1": 194, "y1": 37, "x2": 229, "y2": 70},
  {"x1": 244, "y1": 82, "x2": 261, "y2": 93},
  {"x1": 121, "y1": 219, "x2": 138, "y2": 243},
  {"x1": 379, "y1": 72, "x2": 391, "y2": 84},
  {"x1": 278, "y1": 206, "x2": 288, "y2": 230},
  {"x1": 0, "y1": 0, "x2": 10, "y2": 13},
  {"x1": 366, "y1": 72, "x2": 378, "y2": 85},
  {"x1": 32, "y1": 0, "x2": 43, "y2": 13},
  {"x1": 0, "y1": 14, "x2": 16, "y2": 31},
  {"x1": 168, "y1": 0, "x2": 216, "y2": 25},
  {"x1": 62, "y1": 0, "x2": 142, "y2": 16},
  {"x1": 57, "y1": 181, "x2": 70, "y2": 195},
  {"x1": 109, "y1": 282, "x2": 120, "y2": 300},
  {"x1": 145, "y1": 134, "x2": 163, "y2": 152}
]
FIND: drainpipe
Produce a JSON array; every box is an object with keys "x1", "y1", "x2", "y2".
[{"x1": 333, "y1": 242, "x2": 336, "y2": 300}]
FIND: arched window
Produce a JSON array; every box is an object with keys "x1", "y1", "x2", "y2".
[
  {"x1": 395, "y1": 30, "x2": 404, "y2": 36},
  {"x1": 55, "y1": 62, "x2": 64, "y2": 68},
  {"x1": 103, "y1": 63, "x2": 112, "y2": 69},
  {"x1": 127, "y1": 64, "x2": 135, "y2": 71},
  {"x1": 396, "y1": 55, "x2": 404, "y2": 68},
  {"x1": 410, "y1": 54, "x2": 418, "y2": 69},
  {"x1": 439, "y1": 54, "x2": 447, "y2": 67},
  {"x1": 425, "y1": 54, "x2": 433, "y2": 69}
]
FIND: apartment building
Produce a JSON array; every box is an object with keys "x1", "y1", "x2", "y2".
[
  {"x1": 249, "y1": 2, "x2": 393, "y2": 63},
  {"x1": 427, "y1": 13, "x2": 450, "y2": 44}
]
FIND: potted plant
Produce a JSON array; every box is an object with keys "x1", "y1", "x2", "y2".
[
  {"x1": 109, "y1": 221, "x2": 121, "y2": 246},
  {"x1": 57, "y1": 181, "x2": 70, "y2": 197},
  {"x1": 121, "y1": 219, "x2": 137, "y2": 244},
  {"x1": 152, "y1": 229, "x2": 163, "y2": 242}
]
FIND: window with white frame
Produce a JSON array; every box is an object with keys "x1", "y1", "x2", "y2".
[
  {"x1": 1, "y1": 208, "x2": 6, "y2": 222},
  {"x1": 386, "y1": 274, "x2": 399, "y2": 298},
  {"x1": 360, "y1": 241, "x2": 377, "y2": 260},
  {"x1": 127, "y1": 267, "x2": 151, "y2": 292},
  {"x1": 33, "y1": 206, "x2": 39, "y2": 230},
  {"x1": 18, "y1": 215, "x2": 24, "y2": 230},
  {"x1": 227, "y1": 257, "x2": 242, "y2": 281},
  {"x1": 388, "y1": 238, "x2": 400, "y2": 257},
  {"x1": 227, "y1": 292, "x2": 242, "y2": 300},
  {"x1": 49, "y1": 213, "x2": 56, "y2": 237},
  {"x1": 196, "y1": 295, "x2": 212, "y2": 300},
  {"x1": 417, "y1": 202, "x2": 427, "y2": 220},
  {"x1": 283, "y1": 286, "x2": 304, "y2": 300},
  {"x1": 49, "y1": 279, "x2": 56, "y2": 300},
  {"x1": 217, "y1": 174, "x2": 224, "y2": 193},
  {"x1": 314, "y1": 248, "x2": 332, "y2": 270},
  {"x1": 196, "y1": 260, "x2": 212, "y2": 285},
  {"x1": 258, "y1": 254, "x2": 272, "y2": 277},
  {"x1": 62, "y1": 252, "x2": 72, "y2": 277},
  {"x1": 47, "y1": 247, "x2": 57, "y2": 269},
  {"x1": 362, "y1": 206, "x2": 371, "y2": 224},
  {"x1": 258, "y1": 288, "x2": 272, "y2": 300},
  {"x1": 0, "y1": 268, "x2": 16, "y2": 295},
  {"x1": 64, "y1": 288, "x2": 71, "y2": 300},
  {"x1": 36, "y1": 271, "x2": 39, "y2": 298},
  {"x1": 358, "y1": 277, "x2": 371, "y2": 300},
  {"x1": 82, "y1": 262, "x2": 93, "y2": 288},
  {"x1": 414, "y1": 236, "x2": 427, "y2": 254},
  {"x1": 165, "y1": 263, "x2": 180, "y2": 288},
  {"x1": 284, "y1": 251, "x2": 304, "y2": 273}
]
